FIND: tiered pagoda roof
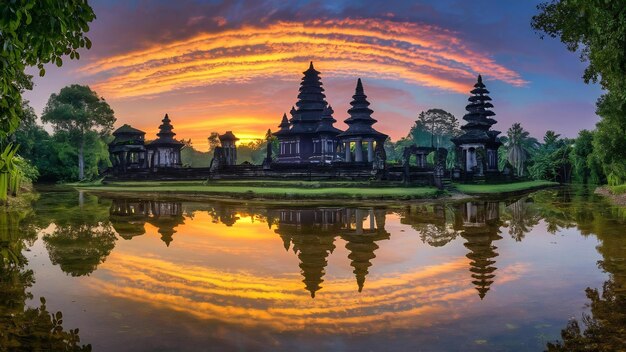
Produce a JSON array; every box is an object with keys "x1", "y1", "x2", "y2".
[
  {"x1": 342, "y1": 229, "x2": 390, "y2": 292},
  {"x1": 315, "y1": 105, "x2": 343, "y2": 135},
  {"x1": 148, "y1": 114, "x2": 183, "y2": 147},
  {"x1": 288, "y1": 62, "x2": 329, "y2": 134},
  {"x1": 274, "y1": 113, "x2": 291, "y2": 136},
  {"x1": 463, "y1": 231, "x2": 501, "y2": 299},
  {"x1": 338, "y1": 79, "x2": 387, "y2": 140},
  {"x1": 452, "y1": 75, "x2": 502, "y2": 145},
  {"x1": 291, "y1": 234, "x2": 336, "y2": 298}
]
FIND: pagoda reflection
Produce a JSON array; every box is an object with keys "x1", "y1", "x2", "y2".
[
  {"x1": 109, "y1": 199, "x2": 185, "y2": 246},
  {"x1": 453, "y1": 201, "x2": 503, "y2": 299},
  {"x1": 270, "y1": 208, "x2": 389, "y2": 297}
]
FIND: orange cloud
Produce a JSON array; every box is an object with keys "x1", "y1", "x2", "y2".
[
  {"x1": 86, "y1": 251, "x2": 528, "y2": 333},
  {"x1": 83, "y1": 18, "x2": 525, "y2": 100}
]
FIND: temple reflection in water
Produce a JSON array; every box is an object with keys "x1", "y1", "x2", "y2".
[
  {"x1": 270, "y1": 208, "x2": 389, "y2": 297},
  {"x1": 110, "y1": 199, "x2": 185, "y2": 246},
  {"x1": 454, "y1": 202, "x2": 502, "y2": 299},
  {"x1": 106, "y1": 197, "x2": 509, "y2": 299}
]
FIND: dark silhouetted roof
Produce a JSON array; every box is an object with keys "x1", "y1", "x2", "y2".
[{"x1": 338, "y1": 79, "x2": 387, "y2": 140}]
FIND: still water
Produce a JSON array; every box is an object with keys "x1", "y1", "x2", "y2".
[{"x1": 1, "y1": 186, "x2": 625, "y2": 351}]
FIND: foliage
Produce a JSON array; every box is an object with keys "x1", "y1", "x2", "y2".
[
  {"x1": 528, "y1": 131, "x2": 573, "y2": 182},
  {"x1": 0, "y1": 0, "x2": 95, "y2": 139},
  {"x1": 237, "y1": 139, "x2": 266, "y2": 164},
  {"x1": 546, "y1": 281, "x2": 626, "y2": 351},
  {"x1": 0, "y1": 205, "x2": 91, "y2": 351},
  {"x1": 180, "y1": 139, "x2": 210, "y2": 167},
  {"x1": 43, "y1": 224, "x2": 117, "y2": 277},
  {"x1": 592, "y1": 92, "x2": 626, "y2": 185},
  {"x1": 504, "y1": 123, "x2": 539, "y2": 177},
  {"x1": 570, "y1": 130, "x2": 605, "y2": 184},
  {"x1": 41, "y1": 85, "x2": 115, "y2": 180},
  {"x1": 15, "y1": 126, "x2": 110, "y2": 182},
  {"x1": 411, "y1": 108, "x2": 460, "y2": 149},
  {"x1": 609, "y1": 184, "x2": 626, "y2": 195},
  {"x1": 207, "y1": 132, "x2": 221, "y2": 154},
  {"x1": 0, "y1": 144, "x2": 22, "y2": 203},
  {"x1": 532, "y1": 0, "x2": 626, "y2": 184}
]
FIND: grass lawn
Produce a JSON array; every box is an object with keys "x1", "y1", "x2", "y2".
[
  {"x1": 453, "y1": 180, "x2": 559, "y2": 194},
  {"x1": 78, "y1": 180, "x2": 440, "y2": 200}
]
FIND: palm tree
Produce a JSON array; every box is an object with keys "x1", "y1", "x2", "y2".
[{"x1": 505, "y1": 123, "x2": 538, "y2": 177}]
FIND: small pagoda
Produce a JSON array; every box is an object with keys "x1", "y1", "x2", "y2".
[
  {"x1": 146, "y1": 114, "x2": 184, "y2": 169},
  {"x1": 218, "y1": 131, "x2": 239, "y2": 166},
  {"x1": 109, "y1": 124, "x2": 147, "y2": 171},
  {"x1": 337, "y1": 78, "x2": 388, "y2": 163},
  {"x1": 452, "y1": 75, "x2": 502, "y2": 177}
]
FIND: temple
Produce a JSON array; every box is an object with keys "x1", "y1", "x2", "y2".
[
  {"x1": 106, "y1": 63, "x2": 505, "y2": 185},
  {"x1": 274, "y1": 62, "x2": 387, "y2": 164},
  {"x1": 452, "y1": 75, "x2": 502, "y2": 180}
]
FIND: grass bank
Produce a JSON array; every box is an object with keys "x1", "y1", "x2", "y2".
[
  {"x1": 77, "y1": 180, "x2": 442, "y2": 201},
  {"x1": 609, "y1": 184, "x2": 626, "y2": 195},
  {"x1": 595, "y1": 185, "x2": 626, "y2": 206},
  {"x1": 453, "y1": 180, "x2": 559, "y2": 195},
  {"x1": 75, "y1": 179, "x2": 561, "y2": 203}
]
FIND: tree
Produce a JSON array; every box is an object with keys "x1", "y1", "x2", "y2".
[
  {"x1": 0, "y1": 1, "x2": 96, "y2": 139},
  {"x1": 41, "y1": 85, "x2": 115, "y2": 180},
  {"x1": 505, "y1": 123, "x2": 538, "y2": 177},
  {"x1": 532, "y1": 1, "x2": 626, "y2": 184},
  {"x1": 570, "y1": 130, "x2": 605, "y2": 184},
  {"x1": 592, "y1": 92, "x2": 626, "y2": 185},
  {"x1": 412, "y1": 109, "x2": 460, "y2": 148},
  {"x1": 180, "y1": 139, "x2": 210, "y2": 167},
  {"x1": 528, "y1": 131, "x2": 573, "y2": 182},
  {"x1": 207, "y1": 132, "x2": 221, "y2": 153}
]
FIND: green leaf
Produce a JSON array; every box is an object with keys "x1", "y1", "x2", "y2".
[{"x1": 55, "y1": 57, "x2": 62, "y2": 67}]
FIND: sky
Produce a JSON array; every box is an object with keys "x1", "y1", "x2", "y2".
[{"x1": 24, "y1": 0, "x2": 603, "y2": 150}]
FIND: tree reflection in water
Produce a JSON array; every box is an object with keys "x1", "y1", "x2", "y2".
[{"x1": 0, "y1": 208, "x2": 90, "y2": 351}]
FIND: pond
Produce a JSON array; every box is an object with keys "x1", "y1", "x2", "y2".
[{"x1": 1, "y1": 186, "x2": 625, "y2": 351}]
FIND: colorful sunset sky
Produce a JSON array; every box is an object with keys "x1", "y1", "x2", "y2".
[{"x1": 24, "y1": 0, "x2": 602, "y2": 150}]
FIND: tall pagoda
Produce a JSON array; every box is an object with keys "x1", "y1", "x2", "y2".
[
  {"x1": 454, "y1": 201, "x2": 503, "y2": 299},
  {"x1": 341, "y1": 209, "x2": 390, "y2": 292},
  {"x1": 146, "y1": 114, "x2": 184, "y2": 168},
  {"x1": 274, "y1": 62, "x2": 340, "y2": 163},
  {"x1": 337, "y1": 79, "x2": 388, "y2": 163},
  {"x1": 452, "y1": 75, "x2": 502, "y2": 176}
]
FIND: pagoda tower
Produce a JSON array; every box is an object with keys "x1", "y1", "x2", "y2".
[
  {"x1": 338, "y1": 79, "x2": 387, "y2": 163},
  {"x1": 291, "y1": 234, "x2": 336, "y2": 298},
  {"x1": 454, "y1": 201, "x2": 503, "y2": 299},
  {"x1": 274, "y1": 62, "x2": 335, "y2": 163},
  {"x1": 452, "y1": 75, "x2": 502, "y2": 176},
  {"x1": 341, "y1": 210, "x2": 390, "y2": 292},
  {"x1": 146, "y1": 201, "x2": 185, "y2": 247},
  {"x1": 146, "y1": 113, "x2": 184, "y2": 168},
  {"x1": 274, "y1": 113, "x2": 290, "y2": 136}
]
